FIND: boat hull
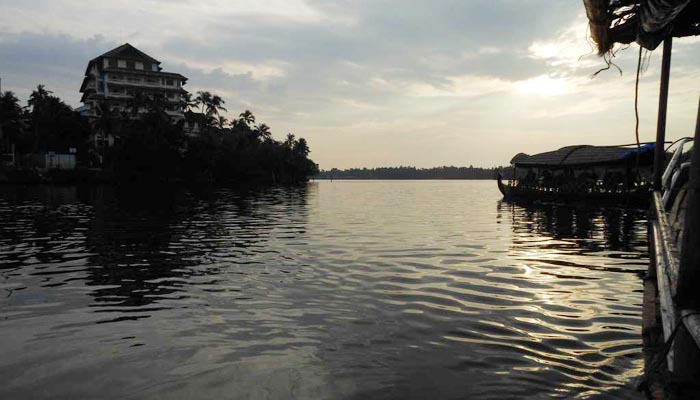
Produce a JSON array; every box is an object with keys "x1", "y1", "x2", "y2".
[{"x1": 496, "y1": 174, "x2": 650, "y2": 207}]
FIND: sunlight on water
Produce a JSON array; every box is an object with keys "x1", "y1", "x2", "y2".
[{"x1": 0, "y1": 181, "x2": 647, "y2": 399}]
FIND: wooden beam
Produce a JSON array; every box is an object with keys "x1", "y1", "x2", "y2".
[
  {"x1": 677, "y1": 96, "x2": 700, "y2": 308},
  {"x1": 653, "y1": 222, "x2": 677, "y2": 369},
  {"x1": 654, "y1": 191, "x2": 680, "y2": 293},
  {"x1": 654, "y1": 38, "x2": 673, "y2": 190}
]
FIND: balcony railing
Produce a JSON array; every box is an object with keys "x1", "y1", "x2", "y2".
[{"x1": 106, "y1": 76, "x2": 181, "y2": 89}]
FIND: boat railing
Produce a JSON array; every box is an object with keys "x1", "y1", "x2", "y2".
[
  {"x1": 649, "y1": 135, "x2": 700, "y2": 380},
  {"x1": 509, "y1": 179, "x2": 652, "y2": 195}
]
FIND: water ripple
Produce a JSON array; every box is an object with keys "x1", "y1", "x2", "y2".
[{"x1": 0, "y1": 182, "x2": 647, "y2": 399}]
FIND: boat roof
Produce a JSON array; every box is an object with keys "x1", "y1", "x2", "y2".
[
  {"x1": 583, "y1": 0, "x2": 700, "y2": 55},
  {"x1": 511, "y1": 144, "x2": 656, "y2": 167}
]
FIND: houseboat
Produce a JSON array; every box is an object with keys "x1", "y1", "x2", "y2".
[{"x1": 498, "y1": 143, "x2": 656, "y2": 206}]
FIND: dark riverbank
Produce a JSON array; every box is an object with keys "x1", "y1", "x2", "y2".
[
  {"x1": 0, "y1": 168, "x2": 115, "y2": 185},
  {"x1": 0, "y1": 168, "x2": 315, "y2": 187}
]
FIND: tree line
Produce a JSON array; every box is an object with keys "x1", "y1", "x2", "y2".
[
  {"x1": 0, "y1": 85, "x2": 318, "y2": 184},
  {"x1": 316, "y1": 166, "x2": 513, "y2": 180}
]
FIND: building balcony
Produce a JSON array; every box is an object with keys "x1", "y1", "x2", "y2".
[
  {"x1": 106, "y1": 78, "x2": 182, "y2": 90},
  {"x1": 104, "y1": 92, "x2": 133, "y2": 99}
]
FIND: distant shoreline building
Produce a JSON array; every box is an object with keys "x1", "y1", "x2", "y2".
[{"x1": 78, "y1": 43, "x2": 188, "y2": 122}]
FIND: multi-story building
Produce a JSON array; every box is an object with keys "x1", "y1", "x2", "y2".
[{"x1": 79, "y1": 43, "x2": 188, "y2": 122}]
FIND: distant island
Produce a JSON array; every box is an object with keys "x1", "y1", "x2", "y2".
[{"x1": 315, "y1": 166, "x2": 512, "y2": 180}]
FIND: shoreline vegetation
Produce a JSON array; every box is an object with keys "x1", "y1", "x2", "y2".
[
  {"x1": 315, "y1": 166, "x2": 512, "y2": 180},
  {"x1": 0, "y1": 85, "x2": 319, "y2": 185}
]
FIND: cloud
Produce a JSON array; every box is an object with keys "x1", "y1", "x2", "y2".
[{"x1": 0, "y1": 1, "x2": 698, "y2": 169}]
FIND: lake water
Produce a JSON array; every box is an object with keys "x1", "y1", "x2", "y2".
[{"x1": 0, "y1": 181, "x2": 648, "y2": 399}]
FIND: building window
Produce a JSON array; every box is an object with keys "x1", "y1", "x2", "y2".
[
  {"x1": 117, "y1": 59, "x2": 126, "y2": 68},
  {"x1": 135, "y1": 62, "x2": 143, "y2": 70},
  {"x1": 165, "y1": 78, "x2": 174, "y2": 86},
  {"x1": 103, "y1": 58, "x2": 109, "y2": 68},
  {"x1": 152, "y1": 64, "x2": 158, "y2": 72}
]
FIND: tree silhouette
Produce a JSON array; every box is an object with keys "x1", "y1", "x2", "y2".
[
  {"x1": 181, "y1": 91, "x2": 198, "y2": 113},
  {"x1": 294, "y1": 138, "x2": 310, "y2": 157},
  {"x1": 28, "y1": 84, "x2": 52, "y2": 111},
  {"x1": 238, "y1": 110, "x2": 255, "y2": 126},
  {"x1": 4, "y1": 85, "x2": 318, "y2": 184},
  {"x1": 284, "y1": 133, "x2": 295, "y2": 149},
  {"x1": 216, "y1": 115, "x2": 228, "y2": 130},
  {"x1": 195, "y1": 91, "x2": 227, "y2": 116},
  {"x1": 0, "y1": 91, "x2": 27, "y2": 152},
  {"x1": 254, "y1": 123, "x2": 271, "y2": 141}
]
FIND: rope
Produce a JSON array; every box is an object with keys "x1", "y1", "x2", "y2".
[
  {"x1": 634, "y1": 45, "x2": 643, "y2": 179},
  {"x1": 637, "y1": 310, "x2": 700, "y2": 393},
  {"x1": 665, "y1": 137, "x2": 694, "y2": 152}
]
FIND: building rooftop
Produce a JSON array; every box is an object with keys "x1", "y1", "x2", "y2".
[{"x1": 92, "y1": 43, "x2": 160, "y2": 64}]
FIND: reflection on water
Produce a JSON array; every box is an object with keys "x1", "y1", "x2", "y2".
[{"x1": 0, "y1": 181, "x2": 647, "y2": 399}]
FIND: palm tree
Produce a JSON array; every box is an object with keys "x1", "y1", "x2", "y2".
[
  {"x1": 254, "y1": 123, "x2": 271, "y2": 141},
  {"x1": 181, "y1": 91, "x2": 199, "y2": 113},
  {"x1": 238, "y1": 110, "x2": 255, "y2": 126},
  {"x1": 216, "y1": 115, "x2": 228, "y2": 130},
  {"x1": 284, "y1": 133, "x2": 296, "y2": 149},
  {"x1": 0, "y1": 91, "x2": 25, "y2": 151},
  {"x1": 194, "y1": 91, "x2": 212, "y2": 114},
  {"x1": 195, "y1": 91, "x2": 227, "y2": 116},
  {"x1": 28, "y1": 84, "x2": 52, "y2": 111},
  {"x1": 207, "y1": 95, "x2": 227, "y2": 116},
  {"x1": 293, "y1": 138, "x2": 310, "y2": 157},
  {"x1": 27, "y1": 85, "x2": 58, "y2": 152}
]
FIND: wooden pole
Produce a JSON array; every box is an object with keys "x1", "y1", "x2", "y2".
[{"x1": 654, "y1": 38, "x2": 673, "y2": 190}]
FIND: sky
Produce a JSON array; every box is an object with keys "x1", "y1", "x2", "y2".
[{"x1": 0, "y1": 1, "x2": 699, "y2": 169}]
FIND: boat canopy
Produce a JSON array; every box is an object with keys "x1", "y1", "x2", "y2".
[
  {"x1": 583, "y1": 0, "x2": 700, "y2": 55},
  {"x1": 511, "y1": 144, "x2": 656, "y2": 168}
]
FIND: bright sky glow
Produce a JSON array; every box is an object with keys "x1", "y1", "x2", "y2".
[{"x1": 516, "y1": 76, "x2": 570, "y2": 97}]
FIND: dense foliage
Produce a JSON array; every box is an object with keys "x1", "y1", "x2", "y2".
[
  {"x1": 316, "y1": 166, "x2": 512, "y2": 180},
  {"x1": 0, "y1": 86, "x2": 90, "y2": 158},
  {"x1": 0, "y1": 86, "x2": 318, "y2": 184}
]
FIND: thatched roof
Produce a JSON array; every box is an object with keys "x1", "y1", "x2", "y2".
[
  {"x1": 583, "y1": 0, "x2": 700, "y2": 55},
  {"x1": 511, "y1": 144, "x2": 656, "y2": 167}
]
